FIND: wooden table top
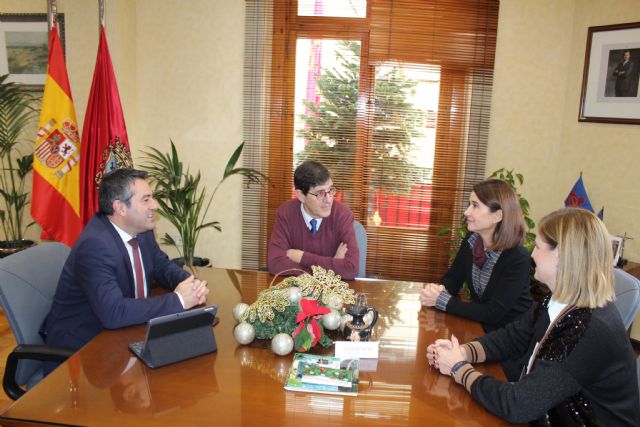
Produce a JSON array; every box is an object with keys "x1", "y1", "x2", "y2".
[{"x1": 0, "y1": 268, "x2": 516, "y2": 426}]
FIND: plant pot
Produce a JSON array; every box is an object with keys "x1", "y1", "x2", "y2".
[
  {"x1": 0, "y1": 239, "x2": 36, "y2": 258},
  {"x1": 171, "y1": 257, "x2": 210, "y2": 268}
]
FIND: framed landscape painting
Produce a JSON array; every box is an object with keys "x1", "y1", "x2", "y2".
[
  {"x1": 579, "y1": 21, "x2": 640, "y2": 125},
  {"x1": 0, "y1": 13, "x2": 65, "y2": 90}
]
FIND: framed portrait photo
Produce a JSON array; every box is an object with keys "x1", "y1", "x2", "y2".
[
  {"x1": 578, "y1": 21, "x2": 640, "y2": 125},
  {"x1": 611, "y1": 235, "x2": 623, "y2": 267},
  {"x1": 0, "y1": 13, "x2": 65, "y2": 90}
]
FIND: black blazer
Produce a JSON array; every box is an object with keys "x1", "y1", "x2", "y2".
[{"x1": 442, "y1": 234, "x2": 533, "y2": 332}]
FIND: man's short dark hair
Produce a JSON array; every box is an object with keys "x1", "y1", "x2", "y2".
[
  {"x1": 98, "y1": 168, "x2": 148, "y2": 215},
  {"x1": 294, "y1": 161, "x2": 331, "y2": 195}
]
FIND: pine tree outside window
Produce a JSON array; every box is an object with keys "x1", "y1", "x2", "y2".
[{"x1": 243, "y1": 0, "x2": 498, "y2": 282}]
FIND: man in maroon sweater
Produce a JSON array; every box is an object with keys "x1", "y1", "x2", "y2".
[{"x1": 267, "y1": 161, "x2": 359, "y2": 279}]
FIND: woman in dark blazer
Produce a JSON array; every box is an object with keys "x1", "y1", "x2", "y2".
[
  {"x1": 420, "y1": 179, "x2": 532, "y2": 379},
  {"x1": 421, "y1": 179, "x2": 532, "y2": 330}
]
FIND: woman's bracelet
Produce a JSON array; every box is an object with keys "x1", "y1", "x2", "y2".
[{"x1": 450, "y1": 360, "x2": 469, "y2": 377}]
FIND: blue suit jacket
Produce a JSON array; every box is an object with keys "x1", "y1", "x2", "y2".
[{"x1": 42, "y1": 213, "x2": 191, "y2": 351}]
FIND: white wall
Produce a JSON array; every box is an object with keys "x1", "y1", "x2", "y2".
[
  {"x1": 4, "y1": 0, "x2": 640, "y2": 265},
  {"x1": 489, "y1": 0, "x2": 640, "y2": 261},
  {"x1": 1, "y1": 0, "x2": 245, "y2": 268}
]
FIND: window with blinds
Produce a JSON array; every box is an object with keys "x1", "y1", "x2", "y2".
[{"x1": 243, "y1": 0, "x2": 499, "y2": 282}]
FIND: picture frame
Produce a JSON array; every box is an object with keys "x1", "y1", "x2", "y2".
[
  {"x1": 0, "y1": 13, "x2": 65, "y2": 90},
  {"x1": 578, "y1": 21, "x2": 640, "y2": 125},
  {"x1": 611, "y1": 235, "x2": 623, "y2": 267}
]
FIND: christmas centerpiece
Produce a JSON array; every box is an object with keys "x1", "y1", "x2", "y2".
[{"x1": 232, "y1": 266, "x2": 356, "y2": 355}]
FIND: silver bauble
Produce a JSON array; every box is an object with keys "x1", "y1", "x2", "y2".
[
  {"x1": 271, "y1": 333, "x2": 294, "y2": 356},
  {"x1": 288, "y1": 287, "x2": 302, "y2": 304},
  {"x1": 327, "y1": 294, "x2": 343, "y2": 310},
  {"x1": 234, "y1": 322, "x2": 256, "y2": 345},
  {"x1": 232, "y1": 303, "x2": 250, "y2": 322},
  {"x1": 322, "y1": 310, "x2": 342, "y2": 330}
]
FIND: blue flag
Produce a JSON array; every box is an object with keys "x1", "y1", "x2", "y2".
[{"x1": 564, "y1": 175, "x2": 594, "y2": 212}]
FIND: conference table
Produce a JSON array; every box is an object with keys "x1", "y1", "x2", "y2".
[{"x1": 0, "y1": 268, "x2": 519, "y2": 426}]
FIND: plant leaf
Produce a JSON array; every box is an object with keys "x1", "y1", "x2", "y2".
[
  {"x1": 139, "y1": 140, "x2": 269, "y2": 262},
  {"x1": 224, "y1": 142, "x2": 244, "y2": 179}
]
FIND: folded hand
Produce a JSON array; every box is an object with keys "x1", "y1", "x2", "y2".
[
  {"x1": 175, "y1": 275, "x2": 209, "y2": 308},
  {"x1": 286, "y1": 249, "x2": 304, "y2": 263},
  {"x1": 420, "y1": 283, "x2": 445, "y2": 306},
  {"x1": 334, "y1": 242, "x2": 348, "y2": 259},
  {"x1": 426, "y1": 338, "x2": 453, "y2": 369},
  {"x1": 435, "y1": 335, "x2": 466, "y2": 376}
]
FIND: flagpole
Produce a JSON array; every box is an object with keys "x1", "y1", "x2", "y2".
[
  {"x1": 79, "y1": 0, "x2": 133, "y2": 225},
  {"x1": 47, "y1": 0, "x2": 57, "y2": 33},
  {"x1": 98, "y1": 0, "x2": 105, "y2": 27}
]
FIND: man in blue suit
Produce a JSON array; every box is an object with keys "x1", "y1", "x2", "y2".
[
  {"x1": 41, "y1": 168, "x2": 209, "y2": 354},
  {"x1": 613, "y1": 50, "x2": 634, "y2": 97}
]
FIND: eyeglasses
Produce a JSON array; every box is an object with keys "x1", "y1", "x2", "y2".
[{"x1": 308, "y1": 187, "x2": 338, "y2": 199}]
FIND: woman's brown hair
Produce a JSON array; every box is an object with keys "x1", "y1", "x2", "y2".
[{"x1": 473, "y1": 179, "x2": 525, "y2": 251}]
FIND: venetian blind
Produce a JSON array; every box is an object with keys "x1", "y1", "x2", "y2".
[{"x1": 243, "y1": 0, "x2": 498, "y2": 282}]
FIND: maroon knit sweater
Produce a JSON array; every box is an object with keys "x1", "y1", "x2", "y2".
[{"x1": 267, "y1": 199, "x2": 359, "y2": 280}]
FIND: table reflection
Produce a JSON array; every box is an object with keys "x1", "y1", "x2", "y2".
[
  {"x1": 80, "y1": 332, "x2": 219, "y2": 416},
  {"x1": 0, "y1": 269, "x2": 514, "y2": 426}
]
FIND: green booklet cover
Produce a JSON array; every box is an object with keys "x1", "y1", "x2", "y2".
[{"x1": 284, "y1": 353, "x2": 359, "y2": 396}]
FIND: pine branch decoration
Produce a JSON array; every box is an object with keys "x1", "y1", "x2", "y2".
[
  {"x1": 271, "y1": 266, "x2": 356, "y2": 305},
  {"x1": 243, "y1": 287, "x2": 290, "y2": 323},
  {"x1": 240, "y1": 266, "x2": 356, "y2": 341}
]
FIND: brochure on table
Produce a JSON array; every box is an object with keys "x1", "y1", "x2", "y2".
[{"x1": 284, "y1": 353, "x2": 359, "y2": 396}]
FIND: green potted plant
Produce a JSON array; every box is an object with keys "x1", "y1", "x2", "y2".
[
  {"x1": 0, "y1": 75, "x2": 36, "y2": 256},
  {"x1": 141, "y1": 141, "x2": 268, "y2": 268}
]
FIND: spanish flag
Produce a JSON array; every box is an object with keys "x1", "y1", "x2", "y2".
[{"x1": 31, "y1": 25, "x2": 83, "y2": 247}]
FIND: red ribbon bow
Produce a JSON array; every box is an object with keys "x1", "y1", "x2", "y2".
[{"x1": 292, "y1": 298, "x2": 330, "y2": 347}]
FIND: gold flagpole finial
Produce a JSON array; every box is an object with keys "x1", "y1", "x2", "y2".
[
  {"x1": 47, "y1": 0, "x2": 58, "y2": 33},
  {"x1": 98, "y1": 0, "x2": 105, "y2": 27}
]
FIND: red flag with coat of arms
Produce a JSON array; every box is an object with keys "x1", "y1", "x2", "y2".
[
  {"x1": 79, "y1": 25, "x2": 133, "y2": 225},
  {"x1": 31, "y1": 24, "x2": 83, "y2": 247}
]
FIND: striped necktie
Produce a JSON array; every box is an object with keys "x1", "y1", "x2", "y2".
[{"x1": 310, "y1": 218, "x2": 318, "y2": 236}]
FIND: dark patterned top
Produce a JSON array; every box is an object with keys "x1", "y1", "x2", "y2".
[
  {"x1": 436, "y1": 233, "x2": 532, "y2": 332},
  {"x1": 470, "y1": 302, "x2": 639, "y2": 425}
]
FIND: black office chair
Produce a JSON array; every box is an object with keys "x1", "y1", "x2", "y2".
[{"x1": 0, "y1": 242, "x2": 74, "y2": 400}]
